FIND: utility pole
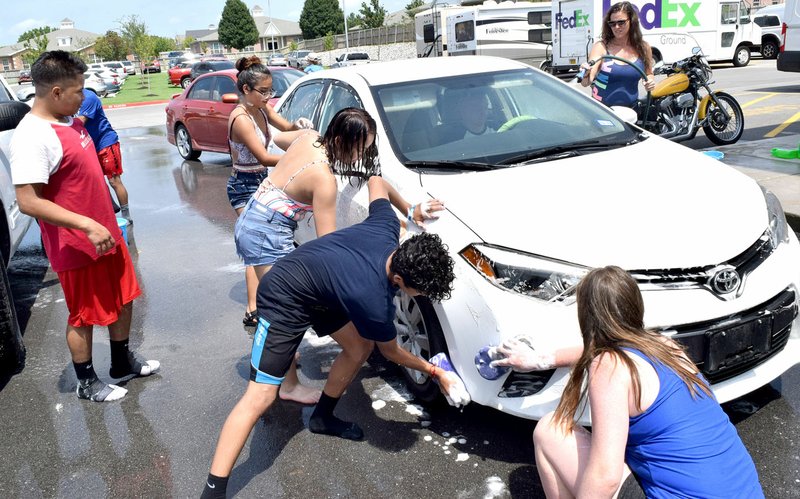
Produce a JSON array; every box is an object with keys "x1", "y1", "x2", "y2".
[
  {"x1": 342, "y1": 0, "x2": 350, "y2": 49},
  {"x1": 268, "y1": 0, "x2": 276, "y2": 54}
]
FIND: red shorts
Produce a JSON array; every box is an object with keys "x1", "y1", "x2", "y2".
[
  {"x1": 97, "y1": 142, "x2": 123, "y2": 178},
  {"x1": 57, "y1": 243, "x2": 142, "y2": 327}
]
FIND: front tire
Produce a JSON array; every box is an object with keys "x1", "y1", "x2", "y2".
[
  {"x1": 394, "y1": 295, "x2": 448, "y2": 402},
  {"x1": 180, "y1": 77, "x2": 191, "y2": 89},
  {"x1": 761, "y1": 41, "x2": 779, "y2": 60},
  {"x1": 703, "y1": 92, "x2": 744, "y2": 145},
  {"x1": 0, "y1": 254, "x2": 25, "y2": 376},
  {"x1": 175, "y1": 124, "x2": 201, "y2": 160},
  {"x1": 733, "y1": 46, "x2": 751, "y2": 67}
]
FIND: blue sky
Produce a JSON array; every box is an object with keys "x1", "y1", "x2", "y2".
[{"x1": 1, "y1": 0, "x2": 412, "y2": 46}]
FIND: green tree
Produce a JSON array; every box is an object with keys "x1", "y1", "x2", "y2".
[
  {"x1": 299, "y1": 0, "x2": 344, "y2": 40},
  {"x1": 218, "y1": 0, "x2": 259, "y2": 50},
  {"x1": 347, "y1": 12, "x2": 363, "y2": 29},
  {"x1": 152, "y1": 35, "x2": 176, "y2": 54},
  {"x1": 93, "y1": 31, "x2": 128, "y2": 61},
  {"x1": 118, "y1": 15, "x2": 146, "y2": 53},
  {"x1": 21, "y1": 33, "x2": 50, "y2": 66},
  {"x1": 359, "y1": 0, "x2": 387, "y2": 28},
  {"x1": 17, "y1": 26, "x2": 54, "y2": 43},
  {"x1": 289, "y1": 40, "x2": 298, "y2": 52},
  {"x1": 323, "y1": 32, "x2": 335, "y2": 51},
  {"x1": 183, "y1": 35, "x2": 196, "y2": 50},
  {"x1": 405, "y1": 0, "x2": 424, "y2": 21}
]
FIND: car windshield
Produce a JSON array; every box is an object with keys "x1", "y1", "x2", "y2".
[
  {"x1": 210, "y1": 61, "x2": 234, "y2": 70},
  {"x1": 272, "y1": 70, "x2": 305, "y2": 97},
  {"x1": 374, "y1": 69, "x2": 638, "y2": 168}
]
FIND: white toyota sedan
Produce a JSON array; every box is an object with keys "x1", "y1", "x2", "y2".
[{"x1": 275, "y1": 56, "x2": 800, "y2": 421}]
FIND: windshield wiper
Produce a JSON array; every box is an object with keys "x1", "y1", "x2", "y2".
[
  {"x1": 404, "y1": 160, "x2": 496, "y2": 171},
  {"x1": 499, "y1": 139, "x2": 629, "y2": 165}
]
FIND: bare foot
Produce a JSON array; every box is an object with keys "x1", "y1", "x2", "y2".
[{"x1": 279, "y1": 383, "x2": 322, "y2": 404}]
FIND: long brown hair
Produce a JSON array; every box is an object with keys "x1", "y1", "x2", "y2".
[
  {"x1": 553, "y1": 266, "x2": 711, "y2": 431},
  {"x1": 319, "y1": 107, "x2": 380, "y2": 185},
  {"x1": 601, "y1": 2, "x2": 653, "y2": 74}
]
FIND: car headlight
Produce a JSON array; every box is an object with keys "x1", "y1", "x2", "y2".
[
  {"x1": 460, "y1": 244, "x2": 589, "y2": 303},
  {"x1": 762, "y1": 187, "x2": 789, "y2": 249}
]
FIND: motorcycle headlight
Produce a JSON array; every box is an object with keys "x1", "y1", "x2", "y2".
[
  {"x1": 460, "y1": 244, "x2": 589, "y2": 303},
  {"x1": 762, "y1": 187, "x2": 790, "y2": 249}
]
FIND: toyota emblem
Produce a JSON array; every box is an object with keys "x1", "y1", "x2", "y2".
[{"x1": 710, "y1": 267, "x2": 741, "y2": 295}]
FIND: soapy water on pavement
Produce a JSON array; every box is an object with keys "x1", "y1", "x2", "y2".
[{"x1": 484, "y1": 476, "x2": 508, "y2": 498}]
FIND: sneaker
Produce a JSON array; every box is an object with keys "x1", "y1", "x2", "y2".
[
  {"x1": 109, "y1": 355, "x2": 161, "y2": 379},
  {"x1": 77, "y1": 378, "x2": 127, "y2": 402}
]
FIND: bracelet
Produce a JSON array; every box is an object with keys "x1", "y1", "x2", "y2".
[
  {"x1": 407, "y1": 204, "x2": 417, "y2": 224},
  {"x1": 428, "y1": 364, "x2": 438, "y2": 378}
]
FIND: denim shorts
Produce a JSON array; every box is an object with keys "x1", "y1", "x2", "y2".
[
  {"x1": 227, "y1": 169, "x2": 268, "y2": 210},
  {"x1": 234, "y1": 197, "x2": 298, "y2": 267}
]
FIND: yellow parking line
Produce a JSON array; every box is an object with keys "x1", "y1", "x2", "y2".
[
  {"x1": 740, "y1": 93, "x2": 777, "y2": 109},
  {"x1": 765, "y1": 111, "x2": 800, "y2": 138}
]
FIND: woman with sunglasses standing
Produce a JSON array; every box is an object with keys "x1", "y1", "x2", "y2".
[
  {"x1": 579, "y1": 2, "x2": 656, "y2": 106},
  {"x1": 227, "y1": 57, "x2": 312, "y2": 327}
]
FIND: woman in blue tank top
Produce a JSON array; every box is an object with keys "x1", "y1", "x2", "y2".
[
  {"x1": 580, "y1": 2, "x2": 656, "y2": 107},
  {"x1": 530, "y1": 266, "x2": 763, "y2": 498}
]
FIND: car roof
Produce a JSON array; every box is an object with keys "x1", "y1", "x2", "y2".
[
  {"x1": 194, "y1": 67, "x2": 303, "y2": 80},
  {"x1": 311, "y1": 55, "x2": 526, "y2": 86}
]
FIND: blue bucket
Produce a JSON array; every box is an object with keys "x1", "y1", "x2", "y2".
[
  {"x1": 702, "y1": 150, "x2": 725, "y2": 160},
  {"x1": 116, "y1": 217, "x2": 128, "y2": 245}
]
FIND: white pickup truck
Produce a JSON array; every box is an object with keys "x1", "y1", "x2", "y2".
[
  {"x1": 0, "y1": 74, "x2": 33, "y2": 375},
  {"x1": 330, "y1": 52, "x2": 372, "y2": 68}
]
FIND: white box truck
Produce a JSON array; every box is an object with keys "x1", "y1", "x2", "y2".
[
  {"x1": 550, "y1": 0, "x2": 763, "y2": 73},
  {"x1": 415, "y1": 2, "x2": 467, "y2": 58},
  {"x1": 778, "y1": 0, "x2": 800, "y2": 72},
  {"x1": 445, "y1": 1, "x2": 552, "y2": 67}
]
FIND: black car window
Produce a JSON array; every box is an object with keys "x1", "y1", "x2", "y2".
[
  {"x1": 210, "y1": 61, "x2": 234, "y2": 71},
  {"x1": 318, "y1": 83, "x2": 363, "y2": 135},
  {"x1": 278, "y1": 81, "x2": 326, "y2": 124},
  {"x1": 188, "y1": 76, "x2": 214, "y2": 101},
  {"x1": 213, "y1": 76, "x2": 237, "y2": 101}
]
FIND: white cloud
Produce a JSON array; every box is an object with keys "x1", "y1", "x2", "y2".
[{"x1": 11, "y1": 18, "x2": 51, "y2": 38}]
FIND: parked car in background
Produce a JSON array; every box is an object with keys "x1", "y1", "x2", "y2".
[
  {"x1": 88, "y1": 62, "x2": 127, "y2": 80},
  {"x1": 83, "y1": 72, "x2": 108, "y2": 98},
  {"x1": 754, "y1": 4, "x2": 784, "y2": 59},
  {"x1": 168, "y1": 62, "x2": 194, "y2": 88},
  {"x1": 17, "y1": 70, "x2": 32, "y2": 84},
  {"x1": 189, "y1": 59, "x2": 235, "y2": 82},
  {"x1": 267, "y1": 53, "x2": 288, "y2": 66},
  {"x1": 287, "y1": 50, "x2": 312, "y2": 69},
  {"x1": 165, "y1": 67, "x2": 304, "y2": 160},
  {"x1": 91, "y1": 70, "x2": 121, "y2": 94},
  {"x1": 0, "y1": 75, "x2": 34, "y2": 375},
  {"x1": 272, "y1": 56, "x2": 800, "y2": 422},
  {"x1": 120, "y1": 60, "x2": 136, "y2": 75},
  {"x1": 779, "y1": 0, "x2": 800, "y2": 72},
  {"x1": 330, "y1": 52, "x2": 371, "y2": 68},
  {"x1": 143, "y1": 59, "x2": 161, "y2": 73}
]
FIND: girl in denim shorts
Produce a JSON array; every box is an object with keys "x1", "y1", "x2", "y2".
[{"x1": 226, "y1": 56, "x2": 313, "y2": 328}]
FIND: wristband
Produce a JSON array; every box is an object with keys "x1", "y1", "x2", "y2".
[
  {"x1": 428, "y1": 364, "x2": 439, "y2": 379},
  {"x1": 407, "y1": 204, "x2": 417, "y2": 224}
]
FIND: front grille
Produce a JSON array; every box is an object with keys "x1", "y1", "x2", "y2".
[
  {"x1": 629, "y1": 231, "x2": 773, "y2": 300},
  {"x1": 662, "y1": 288, "x2": 797, "y2": 384},
  {"x1": 498, "y1": 369, "x2": 556, "y2": 398}
]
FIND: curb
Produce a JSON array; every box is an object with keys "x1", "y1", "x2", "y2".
[{"x1": 103, "y1": 100, "x2": 169, "y2": 110}]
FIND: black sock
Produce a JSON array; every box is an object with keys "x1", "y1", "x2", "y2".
[
  {"x1": 309, "y1": 393, "x2": 363, "y2": 441},
  {"x1": 200, "y1": 473, "x2": 228, "y2": 499},
  {"x1": 110, "y1": 339, "x2": 131, "y2": 374},
  {"x1": 73, "y1": 359, "x2": 97, "y2": 383}
]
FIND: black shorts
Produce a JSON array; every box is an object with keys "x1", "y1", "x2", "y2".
[
  {"x1": 249, "y1": 306, "x2": 350, "y2": 384},
  {"x1": 618, "y1": 472, "x2": 645, "y2": 499}
]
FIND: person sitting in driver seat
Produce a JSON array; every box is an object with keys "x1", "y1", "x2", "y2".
[{"x1": 458, "y1": 88, "x2": 495, "y2": 138}]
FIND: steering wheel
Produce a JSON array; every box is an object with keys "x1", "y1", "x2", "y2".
[{"x1": 498, "y1": 115, "x2": 536, "y2": 132}]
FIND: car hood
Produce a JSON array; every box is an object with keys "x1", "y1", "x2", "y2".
[{"x1": 418, "y1": 140, "x2": 767, "y2": 269}]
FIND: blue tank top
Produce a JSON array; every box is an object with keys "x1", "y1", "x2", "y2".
[
  {"x1": 592, "y1": 58, "x2": 644, "y2": 107},
  {"x1": 623, "y1": 348, "x2": 764, "y2": 498}
]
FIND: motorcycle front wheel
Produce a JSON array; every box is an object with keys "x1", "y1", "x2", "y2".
[{"x1": 702, "y1": 92, "x2": 744, "y2": 145}]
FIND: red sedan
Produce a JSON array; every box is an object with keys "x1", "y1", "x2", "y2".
[
  {"x1": 168, "y1": 62, "x2": 193, "y2": 88},
  {"x1": 165, "y1": 67, "x2": 305, "y2": 160}
]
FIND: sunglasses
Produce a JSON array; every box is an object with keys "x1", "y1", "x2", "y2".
[
  {"x1": 608, "y1": 19, "x2": 629, "y2": 28},
  {"x1": 252, "y1": 87, "x2": 276, "y2": 98}
]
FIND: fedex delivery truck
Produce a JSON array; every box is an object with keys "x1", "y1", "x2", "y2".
[{"x1": 549, "y1": 0, "x2": 763, "y2": 73}]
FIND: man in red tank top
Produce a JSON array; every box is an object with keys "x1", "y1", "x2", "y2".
[{"x1": 10, "y1": 51, "x2": 159, "y2": 402}]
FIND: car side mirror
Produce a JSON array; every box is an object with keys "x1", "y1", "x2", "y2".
[{"x1": 221, "y1": 93, "x2": 239, "y2": 104}]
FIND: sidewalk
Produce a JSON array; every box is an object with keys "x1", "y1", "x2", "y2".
[{"x1": 703, "y1": 134, "x2": 800, "y2": 232}]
